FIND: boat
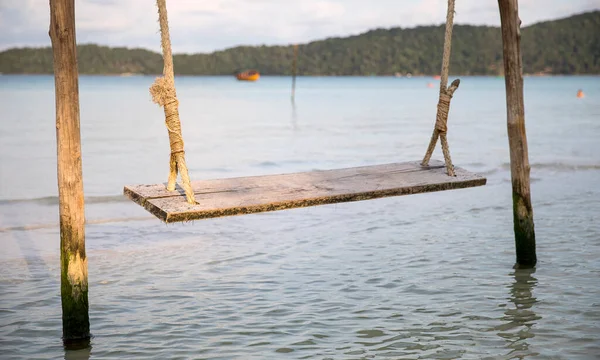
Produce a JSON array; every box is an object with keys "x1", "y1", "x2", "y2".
[{"x1": 235, "y1": 69, "x2": 260, "y2": 81}]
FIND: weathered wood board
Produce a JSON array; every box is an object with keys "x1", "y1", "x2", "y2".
[{"x1": 124, "y1": 160, "x2": 486, "y2": 223}]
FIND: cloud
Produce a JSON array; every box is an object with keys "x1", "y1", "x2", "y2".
[{"x1": 0, "y1": 0, "x2": 597, "y2": 53}]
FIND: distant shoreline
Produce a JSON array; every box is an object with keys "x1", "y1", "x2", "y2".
[{"x1": 2, "y1": 11, "x2": 598, "y2": 77}]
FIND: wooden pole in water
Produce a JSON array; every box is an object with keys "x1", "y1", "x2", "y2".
[
  {"x1": 498, "y1": 0, "x2": 536, "y2": 267},
  {"x1": 291, "y1": 44, "x2": 298, "y2": 101},
  {"x1": 49, "y1": 0, "x2": 90, "y2": 343}
]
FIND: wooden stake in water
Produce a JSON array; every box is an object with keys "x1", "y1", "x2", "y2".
[
  {"x1": 49, "y1": 0, "x2": 91, "y2": 343},
  {"x1": 498, "y1": 0, "x2": 537, "y2": 267},
  {"x1": 291, "y1": 44, "x2": 298, "y2": 101}
]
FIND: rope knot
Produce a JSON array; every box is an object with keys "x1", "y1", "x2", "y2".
[
  {"x1": 435, "y1": 92, "x2": 453, "y2": 133},
  {"x1": 150, "y1": 76, "x2": 178, "y2": 107},
  {"x1": 434, "y1": 79, "x2": 460, "y2": 133}
]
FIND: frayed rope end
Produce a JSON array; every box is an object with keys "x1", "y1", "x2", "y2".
[{"x1": 150, "y1": 76, "x2": 177, "y2": 107}]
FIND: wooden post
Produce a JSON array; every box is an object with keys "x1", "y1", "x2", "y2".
[
  {"x1": 498, "y1": 0, "x2": 536, "y2": 267},
  {"x1": 49, "y1": 0, "x2": 91, "y2": 343},
  {"x1": 291, "y1": 44, "x2": 298, "y2": 101}
]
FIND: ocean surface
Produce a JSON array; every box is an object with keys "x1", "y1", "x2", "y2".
[{"x1": 0, "y1": 74, "x2": 599, "y2": 359}]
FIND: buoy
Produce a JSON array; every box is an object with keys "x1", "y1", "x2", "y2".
[
  {"x1": 577, "y1": 89, "x2": 584, "y2": 98},
  {"x1": 427, "y1": 82, "x2": 434, "y2": 88}
]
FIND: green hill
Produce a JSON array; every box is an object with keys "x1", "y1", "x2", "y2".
[{"x1": 1, "y1": 10, "x2": 598, "y2": 76}]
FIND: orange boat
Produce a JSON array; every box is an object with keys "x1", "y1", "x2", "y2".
[{"x1": 235, "y1": 69, "x2": 260, "y2": 81}]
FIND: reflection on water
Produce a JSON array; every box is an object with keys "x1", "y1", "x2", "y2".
[
  {"x1": 64, "y1": 342, "x2": 91, "y2": 360},
  {"x1": 500, "y1": 268, "x2": 541, "y2": 359},
  {"x1": 291, "y1": 98, "x2": 298, "y2": 131}
]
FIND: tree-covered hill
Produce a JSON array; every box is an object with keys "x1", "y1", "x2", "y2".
[{"x1": 1, "y1": 10, "x2": 598, "y2": 76}]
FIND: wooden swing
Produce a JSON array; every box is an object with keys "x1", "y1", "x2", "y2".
[{"x1": 124, "y1": 0, "x2": 486, "y2": 223}]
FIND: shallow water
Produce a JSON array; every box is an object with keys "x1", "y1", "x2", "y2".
[{"x1": 0, "y1": 75, "x2": 599, "y2": 359}]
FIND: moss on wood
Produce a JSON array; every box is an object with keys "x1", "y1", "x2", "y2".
[
  {"x1": 60, "y1": 224, "x2": 90, "y2": 342},
  {"x1": 512, "y1": 191, "x2": 537, "y2": 268}
]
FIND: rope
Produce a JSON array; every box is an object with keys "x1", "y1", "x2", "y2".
[
  {"x1": 150, "y1": 0, "x2": 197, "y2": 204},
  {"x1": 421, "y1": 0, "x2": 459, "y2": 177}
]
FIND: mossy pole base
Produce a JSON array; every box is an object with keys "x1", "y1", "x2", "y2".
[
  {"x1": 49, "y1": 0, "x2": 91, "y2": 342},
  {"x1": 498, "y1": 0, "x2": 537, "y2": 268}
]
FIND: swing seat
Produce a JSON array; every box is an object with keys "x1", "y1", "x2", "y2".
[{"x1": 123, "y1": 159, "x2": 486, "y2": 223}]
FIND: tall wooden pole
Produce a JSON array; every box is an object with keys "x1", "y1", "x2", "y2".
[
  {"x1": 291, "y1": 44, "x2": 298, "y2": 101},
  {"x1": 49, "y1": 0, "x2": 91, "y2": 343},
  {"x1": 498, "y1": 0, "x2": 536, "y2": 267}
]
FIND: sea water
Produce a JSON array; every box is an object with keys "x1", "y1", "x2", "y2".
[{"x1": 0, "y1": 75, "x2": 599, "y2": 359}]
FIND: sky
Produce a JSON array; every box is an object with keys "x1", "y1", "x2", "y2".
[{"x1": 1, "y1": 0, "x2": 598, "y2": 53}]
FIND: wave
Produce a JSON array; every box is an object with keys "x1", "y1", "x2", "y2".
[
  {"x1": 253, "y1": 159, "x2": 311, "y2": 168},
  {"x1": 1, "y1": 161, "x2": 597, "y2": 205},
  {"x1": 495, "y1": 161, "x2": 600, "y2": 172},
  {"x1": 471, "y1": 161, "x2": 600, "y2": 176},
  {"x1": 0, "y1": 194, "x2": 128, "y2": 206},
  {"x1": 0, "y1": 216, "x2": 154, "y2": 233},
  {"x1": 527, "y1": 162, "x2": 600, "y2": 171}
]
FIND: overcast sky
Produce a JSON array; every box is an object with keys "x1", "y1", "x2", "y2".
[{"x1": 1, "y1": 0, "x2": 598, "y2": 53}]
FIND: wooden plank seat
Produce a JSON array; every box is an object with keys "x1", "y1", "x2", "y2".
[{"x1": 123, "y1": 159, "x2": 487, "y2": 223}]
